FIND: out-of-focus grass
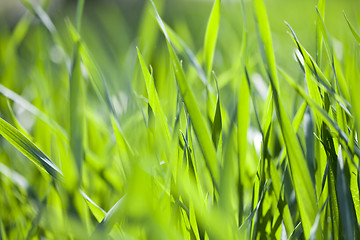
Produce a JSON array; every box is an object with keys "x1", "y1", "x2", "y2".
[{"x1": 0, "y1": 0, "x2": 360, "y2": 239}]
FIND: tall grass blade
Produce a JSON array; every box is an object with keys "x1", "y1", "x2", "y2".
[
  {"x1": 151, "y1": 0, "x2": 219, "y2": 186},
  {"x1": 253, "y1": 1, "x2": 318, "y2": 238},
  {"x1": 204, "y1": 0, "x2": 221, "y2": 77},
  {"x1": 344, "y1": 12, "x2": 360, "y2": 45}
]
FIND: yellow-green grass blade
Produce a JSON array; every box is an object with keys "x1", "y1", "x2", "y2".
[
  {"x1": 304, "y1": 63, "x2": 323, "y2": 131},
  {"x1": 164, "y1": 23, "x2": 207, "y2": 86},
  {"x1": 253, "y1": 1, "x2": 318, "y2": 236},
  {"x1": 316, "y1": 7, "x2": 333, "y2": 68},
  {"x1": 69, "y1": 46, "x2": 85, "y2": 182},
  {"x1": 269, "y1": 81, "x2": 318, "y2": 239},
  {"x1": 204, "y1": 0, "x2": 221, "y2": 77},
  {"x1": 268, "y1": 157, "x2": 295, "y2": 235},
  {"x1": 66, "y1": 20, "x2": 115, "y2": 115},
  {"x1": 92, "y1": 195, "x2": 126, "y2": 238},
  {"x1": 237, "y1": 72, "x2": 250, "y2": 225},
  {"x1": 137, "y1": 0, "x2": 165, "y2": 61},
  {"x1": 151, "y1": 0, "x2": 219, "y2": 186},
  {"x1": 253, "y1": 0, "x2": 279, "y2": 90},
  {"x1": 0, "y1": 116, "x2": 63, "y2": 180},
  {"x1": 280, "y1": 69, "x2": 360, "y2": 159},
  {"x1": 66, "y1": 20, "x2": 133, "y2": 166},
  {"x1": 286, "y1": 23, "x2": 352, "y2": 117},
  {"x1": 344, "y1": 11, "x2": 360, "y2": 45},
  {"x1": 80, "y1": 190, "x2": 106, "y2": 223},
  {"x1": 69, "y1": 0, "x2": 86, "y2": 184},
  {"x1": 137, "y1": 47, "x2": 171, "y2": 141},
  {"x1": 336, "y1": 147, "x2": 358, "y2": 239},
  {"x1": 0, "y1": 84, "x2": 68, "y2": 141},
  {"x1": 253, "y1": 2, "x2": 318, "y2": 236},
  {"x1": 315, "y1": 0, "x2": 325, "y2": 63},
  {"x1": 278, "y1": 100, "x2": 308, "y2": 165},
  {"x1": 211, "y1": 72, "x2": 222, "y2": 149}
]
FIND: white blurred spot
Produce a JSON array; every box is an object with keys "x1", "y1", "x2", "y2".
[
  {"x1": 49, "y1": 45, "x2": 64, "y2": 64},
  {"x1": 247, "y1": 126, "x2": 262, "y2": 156},
  {"x1": 333, "y1": 38, "x2": 343, "y2": 60},
  {"x1": 251, "y1": 73, "x2": 268, "y2": 100}
]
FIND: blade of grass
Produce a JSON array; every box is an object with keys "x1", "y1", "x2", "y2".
[
  {"x1": 344, "y1": 11, "x2": 360, "y2": 45},
  {"x1": 280, "y1": 68, "x2": 360, "y2": 159},
  {"x1": 286, "y1": 23, "x2": 352, "y2": 117},
  {"x1": 253, "y1": 1, "x2": 318, "y2": 238},
  {"x1": 0, "y1": 116, "x2": 63, "y2": 180},
  {"x1": 204, "y1": 0, "x2": 221, "y2": 78},
  {"x1": 151, "y1": 0, "x2": 219, "y2": 187},
  {"x1": 69, "y1": 0, "x2": 86, "y2": 181}
]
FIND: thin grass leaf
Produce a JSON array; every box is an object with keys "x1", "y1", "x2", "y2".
[
  {"x1": 80, "y1": 190, "x2": 106, "y2": 223},
  {"x1": 280, "y1": 68, "x2": 360, "y2": 159},
  {"x1": 137, "y1": 47, "x2": 171, "y2": 141},
  {"x1": 92, "y1": 195, "x2": 126, "y2": 238},
  {"x1": 69, "y1": 45, "x2": 85, "y2": 181},
  {"x1": 237, "y1": 72, "x2": 250, "y2": 225},
  {"x1": 315, "y1": 0, "x2": 325, "y2": 64},
  {"x1": 204, "y1": 0, "x2": 221, "y2": 77},
  {"x1": 151, "y1": 0, "x2": 219, "y2": 186},
  {"x1": 0, "y1": 116, "x2": 63, "y2": 180},
  {"x1": 336, "y1": 147, "x2": 357, "y2": 239},
  {"x1": 286, "y1": 23, "x2": 352, "y2": 117},
  {"x1": 254, "y1": 1, "x2": 318, "y2": 238},
  {"x1": 253, "y1": 0, "x2": 279, "y2": 90},
  {"x1": 211, "y1": 72, "x2": 222, "y2": 149},
  {"x1": 0, "y1": 84, "x2": 68, "y2": 141},
  {"x1": 66, "y1": 20, "x2": 114, "y2": 115},
  {"x1": 164, "y1": 23, "x2": 207, "y2": 85},
  {"x1": 344, "y1": 11, "x2": 360, "y2": 45}
]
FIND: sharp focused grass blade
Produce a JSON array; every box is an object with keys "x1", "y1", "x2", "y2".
[
  {"x1": 253, "y1": 1, "x2": 318, "y2": 238},
  {"x1": 0, "y1": 116, "x2": 63, "y2": 180},
  {"x1": 204, "y1": 0, "x2": 221, "y2": 77}
]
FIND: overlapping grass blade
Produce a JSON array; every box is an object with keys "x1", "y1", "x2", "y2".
[
  {"x1": 336, "y1": 147, "x2": 357, "y2": 239},
  {"x1": 253, "y1": 1, "x2": 318, "y2": 238},
  {"x1": 151, "y1": 0, "x2": 218, "y2": 186},
  {"x1": 164, "y1": 23, "x2": 207, "y2": 85},
  {"x1": 280, "y1": 68, "x2": 360, "y2": 159},
  {"x1": 137, "y1": 47, "x2": 171, "y2": 140},
  {"x1": 286, "y1": 23, "x2": 352, "y2": 117},
  {"x1": 0, "y1": 84, "x2": 67, "y2": 140},
  {"x1": 0, "y1": 116, "x2": 63, "y2": 180}
]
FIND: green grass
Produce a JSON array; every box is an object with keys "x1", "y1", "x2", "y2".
[{"x1": 0, "y1": 0, "x2": 360, "y2": 239}]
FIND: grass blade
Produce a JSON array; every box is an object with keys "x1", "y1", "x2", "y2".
[
  {"x1": 151, "y1": 0, "x2": 219, "y2": 186},
  {"x1": 253, "y1": 1, "x2": 318, "y2": 238},
  {"x1": 0, "y1": 116, "x2": 63, "y2": 180},
  {"x1": 344, "y1": 11, "x2": 360, "y2": 45},
  {"x1": 204, "y1": 0, "x2": 221, "y2": 77}
]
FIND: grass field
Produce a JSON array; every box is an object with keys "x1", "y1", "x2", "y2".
[{"x1": 0, "y1": 0, "x2": 360, "y2": 239}]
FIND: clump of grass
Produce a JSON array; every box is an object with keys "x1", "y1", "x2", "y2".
[{"x1": 0, "y1": 0, "x2": 360, "y2": 239}]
